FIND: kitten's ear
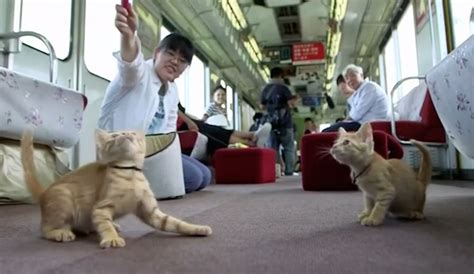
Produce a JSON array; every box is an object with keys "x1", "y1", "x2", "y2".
[
  {"x1": 358, "y1": 123, "x2": 374, "y2": 152},
  {"x1": 95, "y1": 128, "x2": 109, "y2": 148},
  {"x1": 338, "y1": 127, "x2": 347, "y2": 135},
  {"x1": 136, "y1": 131, "x2": 146, "y2": 140}
]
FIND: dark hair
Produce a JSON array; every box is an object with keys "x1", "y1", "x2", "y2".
[
  {"x1": 270, "y1": 67, "x2": 284, "y2": 78},
  {"x1": 336, "y1": 74, "x2": 345, "y2": 85},
  {"x1": 304, "y1": 117, "x2": 313, "y2": 123},
  {"x1": 158, "y1": 33, "x2": 194, "y2": 64},
  {"x1": 213, "y1": 85, "x2": 226, "y2": 94},
  {"x1": 253, "y1": 112, "x2": 263, "y2": 121}
]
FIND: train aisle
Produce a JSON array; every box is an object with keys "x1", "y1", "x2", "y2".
[{"x1": 1, "y1": 176, "x2": 473, "y2": 273}]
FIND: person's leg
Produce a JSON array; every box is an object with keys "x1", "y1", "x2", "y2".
[
  {"x1": 181, "y1": 154, "x2": 203, "y2": 193},
  {"x1": 229, "y1": 123, "x2": 271, "y2": 147},
  {"x1": 280, "y1": 128, "x2": 296, "y2": 175},
  {"x1": 322, "y1": 121, "x2": 361, "y2": 132},
  {"x1": 229, "y1": 134, "x2": 255, "y2": 146},
  {"x1": 182, "y1": 154, "x2": 211, "y2": 191},
  {"x1": 230, "y1": 131, "x2": 254, "y2": 140},
  {"x1": 269, "y1": 131, "x2": 282, "y2": 165}
]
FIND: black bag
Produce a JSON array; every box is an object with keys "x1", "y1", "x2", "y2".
[{"x1": 324, "y1": 93, "x2": 335, "y2": 109}]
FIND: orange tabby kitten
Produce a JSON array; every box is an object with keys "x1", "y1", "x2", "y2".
[
  {"x1": 330, "y1": 123, "x2": 431, "y2": 226},
  {"x1": 21, "y1": 129, "x2": 212, "y2": 248}
]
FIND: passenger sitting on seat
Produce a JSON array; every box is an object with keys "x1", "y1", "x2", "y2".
[
  {"x1": 97, "y1": 5, "x2": 210, "y2": 193},
  {"x1": 322, "y1": 64, "x2": 388, "y2": 132},
  {"x1": 178, "y1": 103, "x2": 271, "y2": 156},
  {"x1": 303, "y1": 117, "x2": 318, "y2": 134},
  {"x1": 202, "y1": 86, "x2": 227, "y2": 121},
  {"x1": 249, "y1": 112, "x2": 263, "y2": 132},
  {"x1": 334, "y1": 73, "x2": 355, "y2": 122}
]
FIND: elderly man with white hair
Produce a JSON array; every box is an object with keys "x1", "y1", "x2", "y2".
[{"x1": 322, "y1": 64, "x2": 388, "y2": 132}]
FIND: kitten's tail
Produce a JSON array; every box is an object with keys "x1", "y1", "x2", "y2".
[
  {"x1": 20, "y1": 130, "x2": 44, "y2": 201},
  {"x1": 410, "y1": 139, "x2": 432, "y2": 188}
]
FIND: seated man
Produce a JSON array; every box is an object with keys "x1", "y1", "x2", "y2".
[{"x1": 323, "y1": 65, "x2": 388, "y2": 132}]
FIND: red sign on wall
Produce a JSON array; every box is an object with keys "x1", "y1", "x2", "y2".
[{"x1": 292, "y1": 42, "x2": 325, "y2": 64}]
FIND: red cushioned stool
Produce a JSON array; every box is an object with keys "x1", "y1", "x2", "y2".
[
  {"x1": 301, "y1": 130, "x2": 403, "y2": 191},
  {"x1": 212, "y1": 148, "x2": 276, "y2": 184}
]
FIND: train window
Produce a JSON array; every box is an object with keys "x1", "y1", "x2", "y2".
[
  {"x1": 240, "y1": 99, "x2": 255, "y2": 131},
  {"x1": 383, "y1": 36, "x2": 397, "y2": 93},
  {"x1": 186, "y1": 57, "x2": 206, "y2": 117},
  {"x1": 20, "y1": 0, "x2": 72, "y2": 60},
  {"x1": 226, "y1": 85, "x2": 234, "y2": 129},
  {"x1": 395, "y1": 3, "x2": 418, "y2": 99},
  {"x1": 450, "y1": 0, "x2": 474, "y2": 46},
  {"x1": 84, "y1": 0, "x2": 125, "y2": 80},
  {"x1": 382, "y1": 3, "x2": 418, "y2": 101},
  {"x1": 220, "y1": 79, "x2": 227, "y2": 88},
  {"x1": 160, "y1": 26, "x2": 171, "y2": 41}
]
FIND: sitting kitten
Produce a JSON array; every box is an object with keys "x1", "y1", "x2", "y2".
[
  {"x1": 330, "y1": 123, "x2": 431, "y2": 226},
  {"x1": 21, "y1": 129, "x2": 212, "y2": 248}
]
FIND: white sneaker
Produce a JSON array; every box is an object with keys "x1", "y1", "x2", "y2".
[{"x1": 255, "y1": 122, "x2": 272, "y2": 148}]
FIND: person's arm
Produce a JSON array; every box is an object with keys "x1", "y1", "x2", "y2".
[
  {"x1": 178, "y1": 110, "x2": 199, "y2": 131},
  {"x1": 115, "y1": 5, "x2": 138, "y2": 62},
  {"x1": 348, "y1": 84, "x2": 377, "y2": 122},
  {"x1": 113, "y1": 5, "x2": 145, "y2": 88},
  {"x1": 202, "y1": 105, "x2": 213, "y2": 121}
]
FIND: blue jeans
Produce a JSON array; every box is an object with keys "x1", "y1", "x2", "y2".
[
  {"x1": 182, "y1": 154, "x2": 211, "y2": 193},
  {"x1": 268, "y1": 128, "x2": 295, "y2": 175}
]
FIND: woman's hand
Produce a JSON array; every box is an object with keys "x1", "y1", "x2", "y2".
[{"x1": 114, "y1": 4, "x2": 137, "y2": 39}]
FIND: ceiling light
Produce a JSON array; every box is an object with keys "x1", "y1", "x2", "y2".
[
  {"x1": 221, "y1": 0, "x2": 247, "y2": 30},
  {"x1": 264, "y1": 0, "x2": 302, "y2": 8}
]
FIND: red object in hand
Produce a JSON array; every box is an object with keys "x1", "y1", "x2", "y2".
[{"x1": 121, "y1": 0, "x2": 131, "y2": 12}]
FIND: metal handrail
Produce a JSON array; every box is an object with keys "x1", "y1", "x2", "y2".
[
  {"x1": 0, "y1": 31, "x2": 57, "y2": 83},
  {"x1": 388, "y1": 76, "x2": 447, "y2": 147}
]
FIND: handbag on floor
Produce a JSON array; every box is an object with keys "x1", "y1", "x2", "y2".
[{"x1": 0, "y1": 138, "x2": 70, "y2": 204}]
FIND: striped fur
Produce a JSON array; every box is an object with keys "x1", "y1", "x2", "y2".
[
  {"x1": 21, "y1": 129, "x2": 211, "y2": 248},
  {"x1": 330, "y1": 123, "x2": 432, "y2": 226}
]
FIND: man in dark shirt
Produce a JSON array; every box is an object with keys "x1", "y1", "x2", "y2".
[{"x1": 260, "y1": 67, "x2": 296, "y2": 176}]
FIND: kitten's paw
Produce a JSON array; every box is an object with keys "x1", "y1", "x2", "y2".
[
  {"x1": 360, "y1": 217, "x2": 384, "y2": 226},
  {"x1": 358, "y1": 211, "x2": 370, "y2": 221},
  {"x1": 195, "y1": 225, "x2": 212, "y2": 236},
  {"x1": 409, "y1": 212, "x2": 424, "y2": 220},
  {"x1": 44, "y1": 229, "x2": 76, "y2": 242},
  {"x1": 406, "y1": 212, "x2": 425, "y2": 220},
  {"x1": 100, "y1": 236, "x2": 126, "y2": 248},
  {"x1": 113, "y1": 222, "x2": 121, "y2": 232}
]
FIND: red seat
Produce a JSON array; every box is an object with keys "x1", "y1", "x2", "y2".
[
  {"x1": 212, "y1": 148, "x2": 276, "y2": 184},
  {"x1": 300, "y1": 130, "x2": 403, "y2": 191},
  {"x1": 371, "y1": 91, "x2": 445, "y2": 143}
]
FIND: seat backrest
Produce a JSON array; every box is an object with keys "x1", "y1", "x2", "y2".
[{"x1": 419, "y1": 90, "x2": 443, "y2": 128}]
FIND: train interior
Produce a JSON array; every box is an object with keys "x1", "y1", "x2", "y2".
[{"x1": 1, "y1": 0, "x2": 474, "y2": 273}]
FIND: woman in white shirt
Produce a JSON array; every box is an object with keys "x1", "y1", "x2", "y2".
[{"x1": 98, "y1": 5, "x2": 210, "y2": 193}]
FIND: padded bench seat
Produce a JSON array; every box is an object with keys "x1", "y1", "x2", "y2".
[{"x1": 301, "y1": 130, "x2": 404, "y2": 191}]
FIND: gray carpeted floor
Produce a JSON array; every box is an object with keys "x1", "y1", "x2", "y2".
[{"x1": 1, "y1": 177, "x2": 473, "y2": 274}]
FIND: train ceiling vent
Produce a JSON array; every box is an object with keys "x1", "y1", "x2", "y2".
[{"x1": 275, "y1": 5, "x2": 301, "y2": 42}]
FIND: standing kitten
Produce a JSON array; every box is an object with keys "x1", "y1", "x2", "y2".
[
  {"x1": 330, "y1": 123, "x2": 431, "y2": 226},
  {"x1": 21, "y1": 129, "x2": 212, "y2": 248}
]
